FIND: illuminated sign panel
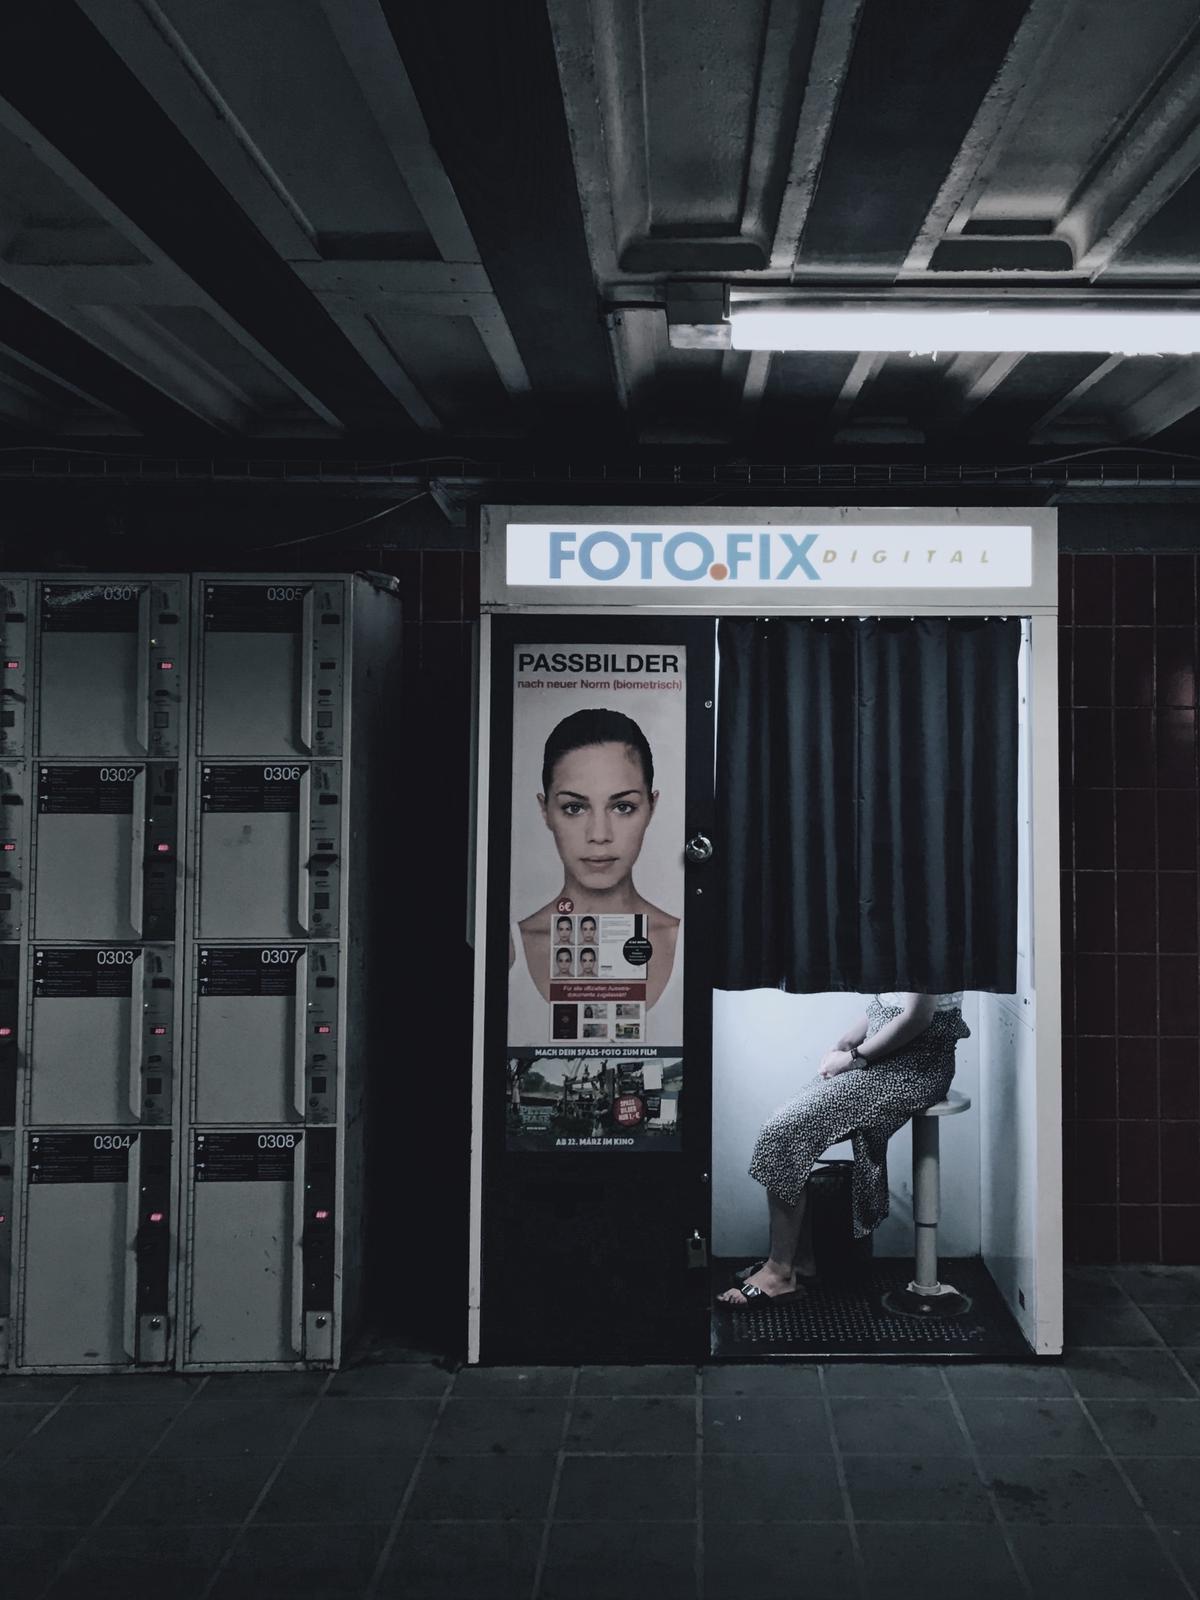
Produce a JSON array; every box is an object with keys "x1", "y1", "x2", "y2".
[{"x1": 506, "y1": 523, "x2": 1033, "y2": 589}]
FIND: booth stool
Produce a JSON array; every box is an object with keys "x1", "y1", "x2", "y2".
[{"x1": 882, "y1": 1090, "x2": 972, "y2": 1318}]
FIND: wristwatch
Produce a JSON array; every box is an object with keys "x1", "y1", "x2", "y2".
[{"x1": 848, "y1": 1043, "x2": 865, "y2": 1063}]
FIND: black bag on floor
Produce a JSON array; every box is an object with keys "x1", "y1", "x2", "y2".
[{"x1": 808, "y1": 1159, "x2": 873, "y2": 1282}]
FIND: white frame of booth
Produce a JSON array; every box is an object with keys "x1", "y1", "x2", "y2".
[{"x1": 472, "y1": 505, "x2": 1062, "y2": 1360}]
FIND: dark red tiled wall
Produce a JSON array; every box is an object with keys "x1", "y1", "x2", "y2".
[{"x1": 1061, "y1": 552, "x2": 1200, "y2": 1264}]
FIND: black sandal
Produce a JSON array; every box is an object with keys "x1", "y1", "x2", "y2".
[{"x1": 716, "y1": 1279, "x2": 803, "y2": 1311}]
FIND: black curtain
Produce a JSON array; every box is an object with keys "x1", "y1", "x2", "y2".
[{"x1": 714, "y1": 616, "x2": 1021, "y2": 994}]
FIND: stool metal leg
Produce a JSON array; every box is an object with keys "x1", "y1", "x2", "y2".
[{"x1": 882, "y1": 1114, "x2": 972, "y2": 1319}]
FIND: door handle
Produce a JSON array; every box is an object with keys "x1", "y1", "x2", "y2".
[
  {"x1": 684, "y1": 833, "x2": 714, "y2": 864},
  {"x1": 291, "y1": 949, "x2": 309, "y2": 1122},
  {"x1": 134, "y1": 587, "x2": 151, "y2": 754},
  {"x1": 128, "y1": 767, "x2": 146, "y2": 937},
  {"x1": 298, "y1": 588, "x2": 314, "y2": 754},
  {"x1": 295, "y1": 766, "x2": 311, "y2": 935}
]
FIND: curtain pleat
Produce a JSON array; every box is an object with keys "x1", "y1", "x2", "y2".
[{"x1": 713, "y1": 616, "x2": 1021, "y2": 994}]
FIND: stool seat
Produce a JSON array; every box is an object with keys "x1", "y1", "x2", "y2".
[{"x1": 918, "y1": 1089, "x2": 971, "y2": 1118}]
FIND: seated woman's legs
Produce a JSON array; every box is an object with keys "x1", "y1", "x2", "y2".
[{"x1": 717, "y1": 1187, "x2": 809, "y2": 1305}]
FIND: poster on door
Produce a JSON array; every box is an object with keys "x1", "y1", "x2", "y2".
[{"x1": 505, "y1": 643, "x2": 686, "y2": 1151}]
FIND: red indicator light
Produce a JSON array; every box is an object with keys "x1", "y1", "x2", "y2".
[
  {"x1": 150, "y1": 1026, "x2": 166, "y2": 1036},
  {"x1": 0, "y1": 1026, "x2": 11, "y2": 1037},
  {"x1": 0, "y1": 1213, "x2": 6, "y2": 1224},
  {"x1": 2, "y1": 842, "x2": 15, "y2": 851},
  {"x1": 148, "y1": 1211, "x2": 164, "y2": 1223},
  {"x1": 4, "y1": 660, "x2": 19, "y2": 669},
  {"x1": 314, "y1": 1209, "x2": 330, "y2": 1221},
  {"x1": 315, "y1": 1024, "x2": 331, "y2": 1034},
  {"x1": 155, "y1": 843, "x2": 170, "y2": 853},
  {"x1": 158, "y1": 660, "x2": 174, "y2": 670}
]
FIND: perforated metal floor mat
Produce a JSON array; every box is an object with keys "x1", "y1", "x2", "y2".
[{"x1": 710, "y1": 1257, "x2": 1029, "y2": 1360}]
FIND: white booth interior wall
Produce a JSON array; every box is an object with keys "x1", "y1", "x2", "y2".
[{"x1": 712, "y1": 988, "x2": 983, "y2": 1259}]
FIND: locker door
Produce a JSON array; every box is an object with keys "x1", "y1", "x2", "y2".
[
  {"x1": 0, "y1": 579, "x2": 29, "y2": 758},
  {"x1": 35, "y1": 764, "x2": 178, "y2": 942},
  {"x1": 38, "y1": 582, "x2": 186, "y2": 759},
  {"x1": 18, "y1": 1129, "x2": 171, "y2": 1368},
  {"x1": 0, "y1": 945, "x2": 17, "y2": 1126},
  {"x1": 197, "y1": 763, "x2": 341, "y2": 940},
  {"x1": 198, "y1": 582, "x2": 345, "y2": 757},
  {"x1": 29, "y1": 947, "x2": 174, "y2": 1126},
  {"x1": 194, "y1": 945, "x2": 338, "y2": 1124},
  {"x1": 0, "y1": 1129, "x2": 12, "y2": 1368},
  {"x1": 186, "y1": 1130, "x2": 303, "y2": 1365}
]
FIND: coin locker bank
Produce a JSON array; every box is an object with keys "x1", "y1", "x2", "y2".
[
  {"x1": 0, "y1": 574, "x2": 399, "y2": 1372},
  {"x1": 471, "y1": 507, "x2": 1062, "y2": 1364}
]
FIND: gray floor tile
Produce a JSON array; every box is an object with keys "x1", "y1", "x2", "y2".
[
  {"x1": 856, "y1": 1522, "x2": 1025, "y2": 1599},
  {"x1": 1063, "y1": 1266, "x2": 1126, "y2": 1306},
  {"x1": 1064, "y1": 1347, "x2": 1197, "y2": 1399},
  {"x1": 44, "y1": 1525, "x2": 236, "y2": 1600},
  {"x1": 701, "y1": 1451, "x2": 844, "y2": 1522},
  {"x1": 453, "y1": 1365, "x2": 576, "y2": 1397},
  {"x1": 703, "y1": 1521, "x2": 857, "y2": 1600},
  {"x1": 830, "y1": 1396, "x2": 967, "y2": 1455},
  {"x1": 193, "y1": 1371, "x2": 328, "y2": 1400},
  {"x1": 944, "y1": 1362, "x2": 1073, "y2": 1398},
  {"x1": 540, "y1": 1520, "x2": 697, "y2": 1600},
  {"x1": 2, "y1": 1526, "x2": 74, "y2": 1588},
  {"x1": 326, "y1": 1362, "x2": 452, "y2": 1398},
  {"x1": 213, "y1": 1522, "x2": 388, "y2": 1597},
  {"x1": 405, "y1": 1451, "x2": 557, "y2": 1520},
  {"x1": 1085, "y1": 1399, "x2": 1200, "y2": 1455},
  {"x1": 291, "y1": 1395, "x2": 439, "y2": 1456},
  {"x1": 432, "y1": 1395, "x2": 568, "y2": 1455},
  {"x1": 843, "y1": 1452, "x2": 995, "y2": 1522},
  {"x1": 254, "y1": 1454, "x2": 417, "y2": 1524},
  {"x1": 17, "y1": 1401, "x2": 179, "y2": 1458},
  {"x1": 577, "y1": 1365, "x2": 697, "y2": 1396},
  {"x1": 0, "y1": 1374, "x2": 76, "y2": 1402},
  {"x1": 1063, "y1": 1301, "x2": 1162, "y2": 1347},
  {"x1": 0, "y1": 1456, "x2": 138, "y2": 1526},
  {"x1": 702, "y1": 1397, "x2": 832, "y2": 1455},
  {"x1": 0, "y1": 1401, "x2": 54, "y2": 1451},
  {"x1": 700, "y1": 1362, "x2": 821, "y2": 1397},
  {"x1": 566, "y1": 1396, "x2": 695, "y2": 1454},
  {"x1": 1009, "y1": 1524, "x2": 1192, "y2": 1599},
  {"x1": 1112, "y1": 1266, "x2": 1200, "y2": 1305},
  {"x1": 957, "y1": 1397, "x2": 1103, "y2": 1456},
  {"x1": 1122, "y1": 1456, "x2": 1200, "y2": 1525},
  {"x1": 1165, "y1": 1527, "x2": 1200, "y2": 1587},
  {"x1": 103, "y1": 1455, "x2": 275, "y2": 1526},
  {"x1": 1173, "y1": 1347, "x2": 1200, "y2": 1389},
  {"x1": 153, "y1": 1397, "x2": 315, "y2": 1459},
  {"x1": 821, "y1": 1362, "x2": 945, "y2": 1396},
  {"x1": 381, "y1": 1520, "x2": 542, "y2": 1599},
  {"x1": 65, "y1": 1374, "x2": 202, "y2": 1404},
  {"x1": 982, "y1": 1453, "x2": 1143, "y2": 1525},
  {"x1": 1143, "y1": 1305, "x2": 1200, "y2": 1346},
  {"x1": 559, "y1": 1453, "x2": 696, "y2": 1520}
]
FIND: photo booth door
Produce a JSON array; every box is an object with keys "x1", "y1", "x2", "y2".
[{"x1": 479, "y1": 615, "x2": 716, "y2": 1363}]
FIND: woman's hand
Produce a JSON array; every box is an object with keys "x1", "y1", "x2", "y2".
[{"x1": 819, "y1": 1047, "x2": 856, "y2": 1079}]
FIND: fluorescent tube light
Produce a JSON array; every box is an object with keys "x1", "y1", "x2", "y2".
[{"x1": 728, "y1": 306, "x2": 1200, "y2": 356}]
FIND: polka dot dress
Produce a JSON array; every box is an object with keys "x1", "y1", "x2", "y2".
[{"x1": 747, "y1": 995, "x2": 970, "y2": 1237}]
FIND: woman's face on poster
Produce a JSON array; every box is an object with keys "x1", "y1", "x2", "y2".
[
  {"x1": 555, "y1": 917, "x2": 574, "y2": 944},
  {"x1": 539, "y1": 741, "x2": 657, "y2": 892},
  {"x1": 579, "y1": 947, "x2": 597, "y2": 975},
  {"x1": 555, "y1": 947, "x2": 574, "y2": 974}
]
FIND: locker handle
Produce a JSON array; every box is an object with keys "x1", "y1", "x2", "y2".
[
  {"x1": 122, "y1": 1132, "x2": 142, "y2": 1362},
  {"x1": 290, "y1": 1142, "x2": 306, "y2": 1357},
  {"x1": 298, "y1": 588, "x2": 315, "y2": 753},
  {"x1": 291, "y1": 948, "x2": 309, "y2": 1121},
  {"x1": 128, "y1": 961, "x2": 144, "y2": 1122},
  {"x1": 128, "y1": 768, "x2": 146, "y2": 938},
  {"x1": 134, "y1": 587, "x2": 151, "y2": 753},
  {"x1": 295, "y1": 767, "x2": 311, "y2": 935}
]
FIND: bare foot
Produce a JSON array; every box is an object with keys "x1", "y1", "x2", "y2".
[{"x1": 717, "y1": 1262, "x2": 796, "y2": 1306}]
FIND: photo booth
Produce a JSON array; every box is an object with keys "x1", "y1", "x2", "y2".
[{"x1": 471, "y1": 507, "x2": 1060, "y2": 1363}]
